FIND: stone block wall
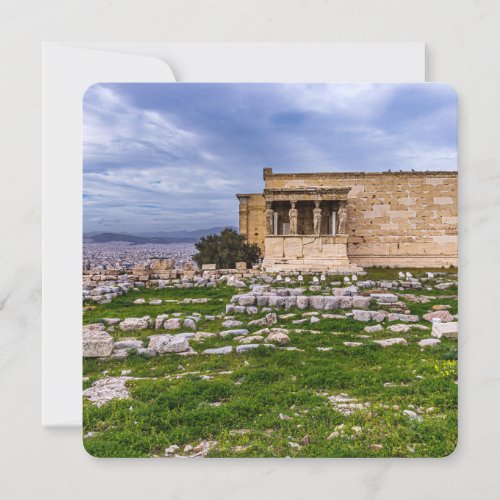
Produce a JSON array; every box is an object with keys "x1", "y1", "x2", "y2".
[{"x1": 238, "y1": 170, "x2": 458, "y2": 268}]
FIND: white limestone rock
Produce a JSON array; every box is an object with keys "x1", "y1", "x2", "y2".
[
  {"x1": 370, "y1": 293, "x2": 398, "y2": 303},
  {"x1": 202, "y1": 346, "x2": 233, "y2": 355},
  {"x1": 192, "y1": 331, "x2": 217, "y2": 342},
  {"x1": 119, "y1": 316, "x2": 151, "y2": 331},
  {"x1": 387, "y1": 324, "x2": 411, "y2": 333},
  {"x1": 423, "y1": 310, "x2": 454, "y2": 323},
  {"x1": 387, "y1": 313, "x2": 419, "y2": 323},
  {"x1": 352, "y1": 296, "x2": 371, "y2": 309},
  {"x1": 418, "y1": 338, "x2": 441, "y2": 348},
  {"x1": 239, "y1": 335, "x2": 265, "y2": 344},
  {"x1": 364, "y1": 324, "x2": 383, "y2": 333},
  {"x1": 431, "y1": 321, "x2": 458, "y2": 339},
  {"x1": 296, "y1": 296, "x2": 309, "y2": 309},
  {"x1": 236, "y1": 343, "x2": 275, "y2": 353},
  {"x1": 183, "y1": 318, "x2": 197, "y2": 330},
  {"x1": 83, "y1": 377, "x2": 132, "y2": 407},
  {"x1": 113, "y1": 338, "x2": 143, "y2": 350},
  {"x1": 266, "y1": 331, "x2": 290, "y2": 346},
  {"x1": 309, "y1": 296, "x2": 326, "y2": 310},
  {"x1": 155, "y1": 314, "x2": 169, "y2": 329},
  {"x1": 83, "y1": 326, "x2": 114, "y2": 357},
  {"x1": 374, "y1": 338, "x2": 408, "y2": 348},
  {"x1": 163, "y1": 318, "x2": 182, "y2": 330},
  {"x1": 352, "y1": 310, "x2": 372, "y2": 322},
  {"x1": 148, "y1": 334, "x2": 189, "y2": 354},
  {"x1": 220, "y1": 329, "x2": 249, "y2": 338},
  {"x1": 221, "y1": 319, "x2": 244, "y2": 328}
]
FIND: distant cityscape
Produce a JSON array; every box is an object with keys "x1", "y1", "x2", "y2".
[{"x1": 83, "y1": 226, "x2": 237, "y2": 269}]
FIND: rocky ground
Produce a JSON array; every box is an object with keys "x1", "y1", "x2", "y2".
[{"x1": 82, "y1": 268, "x2": 458, "y2": 458}]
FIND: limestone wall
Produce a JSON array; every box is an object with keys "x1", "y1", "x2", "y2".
[
  {"x1": 238, "y1": 169, "x2": 458, "y2": 268},
  {"x1": 237, "y1": 193, "x2": 266, "y2": 249}
]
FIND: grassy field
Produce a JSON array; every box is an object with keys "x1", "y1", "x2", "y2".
[{"x1": 83, "y1": 268, "x2": 458, "y2": 458}]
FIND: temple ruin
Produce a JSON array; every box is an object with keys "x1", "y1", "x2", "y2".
[{"x1": 237, "y1": 168, "x2": 458, "y2": 272}]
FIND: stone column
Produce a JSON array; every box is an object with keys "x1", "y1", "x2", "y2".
[
  {"x1": 313, "y1": 201, "x2": 322, "y2": 235},
  {"x1": 265, "y1": 202, "x2": 274, "y2": 235},
  {"x1": 338, "y1": 201, "x2": 347, "y2": 234},
  {"x1": 289, "y1": 201, "x2": 298, "y2": 235}
]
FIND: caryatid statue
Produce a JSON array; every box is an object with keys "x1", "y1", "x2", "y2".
[
  {"x1": 265, "y1": 203, "x2": 274, "y2": 235},
  {"x1": 313, "y1": 201, "x2": 322, "y2": 235},
  {"x1": 289, "y1": 201, "x2": 298, "y2": 234},
  {"x1": 338, "y1": 202, "x2": 347, "y2": 234}
]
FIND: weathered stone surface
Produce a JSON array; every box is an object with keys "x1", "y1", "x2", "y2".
[
  {"x1": 236, "y1": 343, "x2": 275, "y2": 353},
  {"x1": 364, "y1": 324, "x2": 383, "y2": 333},
  {"x1": 387, "y1": 324, "x2": 411, "y2": 333},
  {"x1": 256, "y1": 295, "x2": 269, "y2": 307},
  {"x1": 418, "y1": 338, "x2": 441, "y2": 348},
  {"x1": 155, "y1": 314, "x2": 169, "y2": 329},
  {"x1": 370, "y1": 293, "x2": 398, "y2": 303},
  {"x1": 309, "y1": 296, "x2": 326, "y2": 310},
  {"x1": 352, "y1": 310, "x2": 371, "y2": 322},
  {"x1": 266, "y1": 331, "x2": 290, "y2": 345},
  {"x1": 296, "y1": 296, "x2": 309, "y2": 309},
  {"x1": 183, "y1": 318, "x2": 197, "y2": 330},
  {"x1": 148, "y1": 334, "x2": 189, "y2": 354},
  {"x1": 133, "y1": 298, "x2": 146, "y2": 304},
  {"x1": 324, "y1": 296, "x2": 340, "y2": 310},
  {"x1": 371, "y1": 310, "x2": 388, "y2": 323},
  {"x1": 423, "y1": 310, "x2": 454, "y2": 323},
  {"x1": 222, "y1": 320, "x2": 244, "y2": 328},
  {"x1": 119, "y1": 316, "x2": 151, "y2": 331},
  {"x1": 374, "y1": 338, "x2": 408, "y2": 347},
  {"x1": 203, "y1": 346, "x2": 233, "y2": 355},
  {"x1": 403, "y1": 409, "x2": 422, "y2": 421},
  {"x1": 268, "y1": 296, "x2": 286, "y2": 308},
  {"x1": 343, "y1": 342, "x2": 363, "y2": 347},
  {"x1": 193, "y1": 332, "x2": 217, "y2": 341},
  {"x1": 238, "y1": 294, "x2": 255, "y2": 306},
  {"x1": 220, "y1": 329, "x2": 249, "y2": 338},
  {"x1": 339, "y1": 296, "x2": 353, "y2": 309},
  {"x1": 265, "y1": 312, "x2": 278, "y2": 325},
  {"x1": 352, "y1": 296, "x2": 371, "y2": 309},
  {"x1": 163, "y1": 318, "x2": 182, "y2": 330},
  {"x1": 83, "y1": 376, "x2": 133, "y2": 407},
  {"x1": 83, "y1": 327, "x2": 114, "y2": 357},
  {"x1": 387, "y1": 313, "x2": 419, "y2": 323},
  {"x1": 201, "y1": 263, "x2": 217, "y2": 270},
  {"x1": 431, "y1": 321, "x2": 458, "y2": 339},
  {"x1": 114, "y1": 338, "x2": 143, "y2": 350}
]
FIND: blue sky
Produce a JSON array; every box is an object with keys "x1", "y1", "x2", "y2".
[{"x1": 83, "y1": 83, "x2": 457, "y2": 233}]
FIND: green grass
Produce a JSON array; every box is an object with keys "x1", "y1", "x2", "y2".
[{"x1": 83, "y1": 269, "x2": 458, "y2": 458}]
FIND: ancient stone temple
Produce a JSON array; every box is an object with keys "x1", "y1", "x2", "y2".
[{"x1": 237, "y1": 168, "x2": 458, "y2": 272}]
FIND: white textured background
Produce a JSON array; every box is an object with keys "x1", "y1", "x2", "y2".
[{"x1": 1, "y1": 1, "x2": 499, "y2": 498}]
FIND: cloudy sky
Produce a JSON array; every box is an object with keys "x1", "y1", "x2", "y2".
[{"x1": 83, "y1": 83, "x2": 457, "y2": 234}]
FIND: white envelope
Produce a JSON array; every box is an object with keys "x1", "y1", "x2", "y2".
[{"x1": 42, "y1": 42, "x2": 425, "y2": 427}]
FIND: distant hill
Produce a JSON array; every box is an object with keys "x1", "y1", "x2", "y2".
[
  {"x1": 135, "y1": 226, "x2": 237, "y2": 239},
  {"x1": 83, "y1": 226, "x2": 238, "y2": 244}
]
